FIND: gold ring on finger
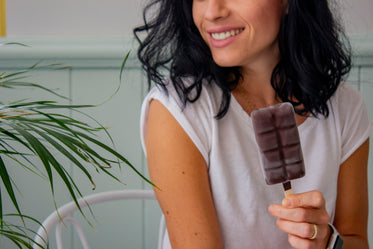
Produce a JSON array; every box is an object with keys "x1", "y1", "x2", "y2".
[{"x1": 309, "y1": 224, "x2": 318, "y2": 240}]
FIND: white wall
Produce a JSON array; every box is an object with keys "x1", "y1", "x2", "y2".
[
  {"x1": 339, "y1": 0, "x2": 373, "y2": 34},
  {"x1": 5, "y1": 0, "x2": 373, "y2": 36},
  {"x1": 6, "y1": 0, "x2": 146, "y2": 36}
]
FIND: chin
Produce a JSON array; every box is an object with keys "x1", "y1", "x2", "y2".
[
  {"x1": 212, "y1": 55, "x2": 240, "y2": 68},
  {"x1": 210, "y1": 48, "x2": 248, "y2": 68}
]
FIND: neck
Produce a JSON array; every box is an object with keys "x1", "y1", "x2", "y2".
[
  {"x1": 233, "y1": 43, "x2": 281, "y2": 109},
  {"x1": 237, "y1": 64, "x2": 279, "y2": 108}
]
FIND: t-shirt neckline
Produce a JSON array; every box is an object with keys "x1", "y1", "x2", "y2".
[{"x1": 229, "y1": 93, "x2": 317, "y2": 132}]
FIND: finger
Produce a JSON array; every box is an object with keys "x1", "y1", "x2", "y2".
[
  {"x1": 268, "y1": 204, "x2": 330, "y2": 224},
  {"x1": 276, "y1": 219, "x2": 329, "y2": 240},
  {"x1": 282, "y1": 190, "x2": 325, "y2": 209},
  {"x1": 277, "y1": 219, "x2": 316, "y2": 239},
  {"x1": 287, "y1": 234, "x2": 318, "y2": 249}
]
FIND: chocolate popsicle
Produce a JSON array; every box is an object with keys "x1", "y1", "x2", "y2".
[{"x1": 251, "y1": 102, "x2": 305, "y2": 196}]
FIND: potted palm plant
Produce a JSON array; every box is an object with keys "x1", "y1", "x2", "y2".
[{"x1": 0, "y1": 43, "x2": 152, "y2": 248}]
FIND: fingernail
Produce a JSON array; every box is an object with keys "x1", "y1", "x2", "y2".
[
  {"x1": 268, "y1": 205, "x2": 273, "y2": 212},
  {"x1": 282, "y1": 199, "x2": 291, "y2": 207}
]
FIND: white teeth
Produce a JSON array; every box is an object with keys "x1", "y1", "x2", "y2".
[{"x1": 211, "y1": 29, "x2": 243, "y2": 41}]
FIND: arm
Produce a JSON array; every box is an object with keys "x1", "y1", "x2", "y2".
[
  {"x1": 268, "y1": 139, "x2": 370, "y2": 249},
  {"x1": 145, "y1": 100, "x2": 223, "y2": 249},
  {"x1": 334, "y1": 138, "x2": 369, "y2": 248}
]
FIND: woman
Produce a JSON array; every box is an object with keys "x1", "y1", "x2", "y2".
[{"x1": 134, "y1": 0, "x2": 371, "y2": 248}]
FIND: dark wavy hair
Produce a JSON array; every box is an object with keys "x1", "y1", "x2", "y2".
[{"x1": 133, "y1": 0, "x2": 351, "y2": 118}]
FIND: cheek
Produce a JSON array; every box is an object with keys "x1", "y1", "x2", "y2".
[
  {"x1": 250, "y1": 9, "x2": 282, "y2": 40},
  {"x1": 192, "y1": 2, "x2": 201, "y2": 30},
  {"x1": 192, "y1": 6, "x2": 209, "y2": 43},
  {"x1": 238, "y1": 2, "x2": 283, "y2": 29}
]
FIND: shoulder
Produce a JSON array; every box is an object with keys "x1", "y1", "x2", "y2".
[
  {"x1": 144, "y1": 77, "x2": 222, "y2": 118},
  {"x1": 329, "y1": 83, "x2": 371, "y2": 162},
  {"x1": 329, "y1": 83, "x2": 365, "y2": 118},
  {"x1": 150, "y1": 76, "x2": 219, "y2": 99},
  {"x1": 140, "y1": 77, "x2": 221, "y2": 164},
  {"x1": 332, "y1": 83, "x2": 364, "y2": 105}
]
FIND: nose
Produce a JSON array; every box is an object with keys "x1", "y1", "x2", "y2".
[{"x1": 204, "y1": 0, "x2": 229, "y2": 21}]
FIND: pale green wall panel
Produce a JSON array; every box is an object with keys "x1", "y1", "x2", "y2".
[
  {"x1": 70, "y1": 67, "x2": 145, "y2": 191},
  {"x1": 69, "y1": 67, "x2": 152, "y2": 248},
  {"x1": 144, "y1": 201, "x2": 163, "y2": 249},
  {"x1": 345, "y1": 66, "x2": 360, "y2": 90},
  {"x1": 66, "y1": 200, "x2": 152, "y2": 249}
]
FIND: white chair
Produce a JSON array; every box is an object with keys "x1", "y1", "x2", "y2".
[{"x1": 32, "y1": 189, "x2": 165, "y2": 249}]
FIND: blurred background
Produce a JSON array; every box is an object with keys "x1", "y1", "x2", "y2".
[
  {"x1": 0, "y1": 0, "x2": 372, "y2": 248},
  {"x1": 4, "y1": 0, "x2": 373, "y2": 36}
]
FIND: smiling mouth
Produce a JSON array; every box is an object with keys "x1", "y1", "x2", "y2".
[{"x1": 211, "y1": 28, "x2": 244, "y2": 41}]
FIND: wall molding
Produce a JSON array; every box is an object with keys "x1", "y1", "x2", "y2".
[
  {"x1": 0, "y1": 36, "x2": 139, "y2": 68},
  {"x1": 1, "y1": 35, "x2": 373, "y2": 68},
  {"x1": 349, "y1": 34, "x2": 373, "y2": 66}
]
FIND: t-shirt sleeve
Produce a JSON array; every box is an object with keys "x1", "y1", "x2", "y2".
[
  {"x1": 337, "y1": 84, "x2": 372, "y2": 163},
  {"x1": 140, "y1": 84, "x2": 212, "y2": 165}
]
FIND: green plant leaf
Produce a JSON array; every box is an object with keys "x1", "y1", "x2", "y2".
[
  {"x1": 1, "y1": 42, "x2": 30, "y2": 47},
  {"x1": 0, "y1": 151, "x2": 45, "y2": 179},
  {"x1": 1, "y1": 81, "x2": 69, "y2": 100},
  {"x1": 98, "y1": 51, "x2": 130, "y2": 107},
  {"x1": 1, "y1": 214, "x2": 49, "y2": 248},
  {"x1": 5, "y1": 100, "x2": 58, "y2": 108},
  {"x1": 11, "y1": 122, "x2": 95, "y2": 221},
  {"x1": 119, "y1": 51, "x2": 130, "y2": 82},
  {"x1": 30, "y1": 125, "x2": 96, "y2": 188},
  {"x1": 0, "y1": 156, "x2": 24, "y2": 225},
  {"x1": 77, "y1": 131, "x2": 156, "y2": 187},
  {"x1": 39, "y1": 126, "x2": 113, "y2": 168},
  {"x1": 8, "y1": 123, "x2": 56, "y2": 205},
  {"x1": 0, "y1": 127, "x2": 33, "y2": 151}
]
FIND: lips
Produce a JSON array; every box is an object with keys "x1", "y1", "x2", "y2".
[{"x1": 207, "y1": 27, "x2": 244, "y2": 48}]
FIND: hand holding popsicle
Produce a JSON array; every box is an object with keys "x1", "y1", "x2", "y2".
[{"x1": 268, "y1": 191, "x2": 332, "y2": 249}]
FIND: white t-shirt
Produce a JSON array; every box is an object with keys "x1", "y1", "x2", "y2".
[{"x1": 140, "y1": 78, "x2": 371, "y2": 249}]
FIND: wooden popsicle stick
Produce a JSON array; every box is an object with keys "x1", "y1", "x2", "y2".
[{"x1": 282, "y1": 181, "x2": 293, "y2": 197}]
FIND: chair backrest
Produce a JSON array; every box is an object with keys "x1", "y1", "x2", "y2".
[{"x1": 32, "y1": 189, "x2": 165, "y2": 249}]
